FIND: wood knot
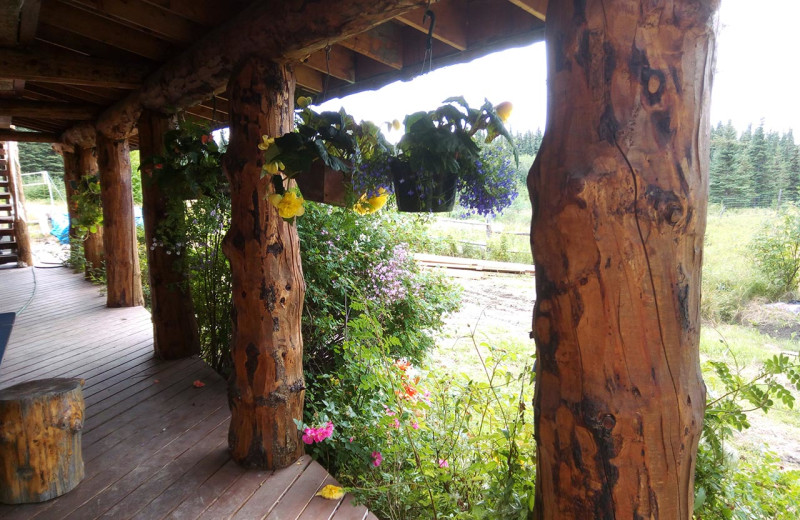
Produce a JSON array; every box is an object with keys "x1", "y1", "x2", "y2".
[{"x1": 601, "y1": 414, "x2": 616, "y2": 431}]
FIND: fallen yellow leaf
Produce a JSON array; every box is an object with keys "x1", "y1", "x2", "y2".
[{"x1": 315, "y1": 484, "x2": 345, "y2": 500}]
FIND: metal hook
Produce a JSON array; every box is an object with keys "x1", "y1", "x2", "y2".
[{"x1": 322, "y1": 44, "x2": 332, "y2": 102}]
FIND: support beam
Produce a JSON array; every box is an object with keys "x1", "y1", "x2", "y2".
[
  {"x1": 0, "y1": 129, "x2": 60, "y2": 143},
  {"x1": 304, "y1": 46, "x2": 356, "y2": 83},
  {"x1": 338, "y1": 23, "x2": 404, "y2": 70},
  {"x1": 57, "y1": 146, "x2": 80, "y2": 241},
  {"x1": 528, "y1": 0, "x2": 718, "y2": 518},
  {"x1": 507, "y1": 0, "x2": 547, "y2": 21},
  {"x1": 0, "y1": 47, "x2": 150, "y2": 89},
  {"x1": 96, "y1": 0, "x2": 427, "y2": 138},
  {"x1": 222, "y1": 57, "x2": 305, "y2": 469},
  {"x1": 96, "y1": 133, "x2": 143, "y2": 307},
  {"x1": 138, "y1": 109, "x2": 200, "y2": 359},
  {"x1": 77, "y1": 146, "x2": 104, "y2": 278},
  {"x1": 0, "y1": 99, "x2": 100, "y2": 120}
]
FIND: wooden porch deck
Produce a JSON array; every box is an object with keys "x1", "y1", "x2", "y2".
[{"x1": 0, "y1": 265, "x2": 375, "y2": 520}]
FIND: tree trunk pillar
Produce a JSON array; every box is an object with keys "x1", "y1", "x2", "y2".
[
  {"x1": 222, "y1": 57, "x2": 305, "y2": 469},
  {"x1": 59, "y1": 148, "x2": 80, "y2": 241},
  {"x1": 529, "y1": 1, "x2": 718, "y2": 518},
  {"x1": 96, "y1": 133, "x2": 143, "y2": 307},
  {"x1": 78, "y1": 146, "x2": 104, "y2": 277},
  {"x1": 137, "y1": 109, "x2": 200, "y2": 359}
]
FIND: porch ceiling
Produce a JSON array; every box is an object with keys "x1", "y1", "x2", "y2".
[{"x1": 0, "y1": 0, "x2": 546, "y2": 146}]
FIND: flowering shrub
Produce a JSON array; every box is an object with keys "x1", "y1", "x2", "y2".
[
  {"x1": 297, "y1": 203, "x2": 459, "y2": 376},
  {"x1": 302, "y1": 305, "x2": 537, "y2": 520}
]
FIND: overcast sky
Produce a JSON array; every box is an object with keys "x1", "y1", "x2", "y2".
[{"x1": 321, "y1": 0, "x2": 799, "y2": 140}]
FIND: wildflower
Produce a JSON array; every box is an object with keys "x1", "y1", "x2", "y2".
[
  {"x1": 495, "y1": 101, "x2": 513, "y2": 122},
  {"x1": 391, "y1": 418, "x2": 400, "y2": 429},
  {"x1": 371, "y1": 451, "x2": 383, "y2": 467},
  {"x1": 302, "y1": 421, "x2": 334, "y2": 444},
  {"x1": 258, "y1": 135, "x2": 275, "y2": 151},
  {"x1": 269, "y1": 191, "x2": 305, "y2": 219},
  {"x1": 412, "y1": 421, "x2": 420, "y2": 430},
  {"x1": 393, "y1": 359, "x2": 411, "y2": 372},
  {"x1": 438, "y1": 459, "x2": 449, "y2": 468},
  {"x1": 316, "y1": 484, "x2": 345, "y2": 500}
]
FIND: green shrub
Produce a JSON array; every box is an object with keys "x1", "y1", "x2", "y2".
[
  {"x1": 694, "y1": 340, "x2": 800, "y2": 519},
  {"x1": 751, "y1": 204, "x2": 800, "y2": 298}
]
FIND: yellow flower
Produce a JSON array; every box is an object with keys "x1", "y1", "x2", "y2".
[
  {"x1": 495, "y1": 101, "x2": 513, "y2": 122},
  {"x1": 258, "y1": 135, "x2": 275, "y2": 151},
  {"x1": 316, "y1": 484, "x2": 345, "y2": 500},
  {"x1": 392, "y1": 119, "x2": 402, "y2": 131},
  {"x1": 269, "y1": 191, "x2": 305, "y2": 219},
  {"x1": 353, "y1": 188, "x2": 388, "y2": 215},
  {"x1": 297, "y1": 96, "x2": 313, "y2": 109},
  {"x1": 263, "y1": 160, "x2": 285, "y2": 174}
]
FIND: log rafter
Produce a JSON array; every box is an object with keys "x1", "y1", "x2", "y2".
[{"x1": 0, "y1": 99, "x2": 100, "y2": 120}]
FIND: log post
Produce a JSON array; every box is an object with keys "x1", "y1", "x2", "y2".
[
  {"x1": 137, "y1": 109, "x2": 200, "y2": 359},
  {"x1": 0, "y1": 378, "x2": 85, "y2": 504},
  {"x1": 222, "y1": 57, "x2": 305, "y2": 469},
  {"x1": 77, "y1": 146, "x2": 104, "y2": 277},
  {"x1": 96, "y1": 133, "x2": 143, "y2": 307},
  {"x1": 56, "y1": 145, "x2": 80, "y2": 241},
  {"x1": 3, "y1": 141, "x2": 34, "y2": 266},
  {"x1": 528, "y1": 1, "x2": 718, "y2": 518}
]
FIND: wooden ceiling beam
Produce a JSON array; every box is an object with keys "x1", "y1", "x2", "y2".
[
  {"x1": 507, "y1": 0, "x2": 547, "y2": 21},
  {"x1": 303, "y1": 46, "x2": 356, "y2": 83},
  {"x1": 96, "y1": 0, "x2": 429, "y2": 138},
  {"x1": 395, "y1": 0, "x2": 468, "y2": 51},
  {"x1": 295, "y1": 65, "x2": 325, "y2": 93},
  {"x1": 0, "y1": 47, "x2": 150, "y2": 89},
  {"x1": 0, "y1": 129, "x2": 61, "y2": 143},
  {"x1": 0, "y1": 99, "x2": 100, "y2": 120},
  {"x1": 141, "y1": 0, "x2": 248, "y2": 27},
  {"x1": 338, "y1": 23, "x2": 404, "y2": 70},
  {"x1": 63, "y1": 0, "x2": 202, "y2": 44},
  {"x1": 39, "y1": 1, "x2": 171, "y2": 61}
]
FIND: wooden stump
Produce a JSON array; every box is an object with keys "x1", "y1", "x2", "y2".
[{"x1": 0, "y1": 378, "x2": 85, "y2": 504}]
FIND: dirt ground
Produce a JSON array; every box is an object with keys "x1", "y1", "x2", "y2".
[{"x1": 436, "y1": 269, "x2": 800, "y2": 468}]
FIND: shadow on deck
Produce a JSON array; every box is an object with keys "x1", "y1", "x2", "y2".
[{"x1": 0, "y1": 265, "x2": 374, "y2": 520}]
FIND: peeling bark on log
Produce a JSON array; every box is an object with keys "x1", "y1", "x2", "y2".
[
  {"x1": 528, "y1": 1, "x2": 718, "y2": 518},
  {"x1": 223, "y1": 57, "x2": 305, "y2": 469},
  {"x1": 138, "y1": 109, "x2": 200, "y2": 359},
  {"x1": 97, "y1": 133, "x2": 143, "y2": 307},
  {"x1": 0, "y1": 378, "x2": 85, "y2": 504},
  {"x1": 78, "y1": 146, "x2": 104, "y2": 277}
]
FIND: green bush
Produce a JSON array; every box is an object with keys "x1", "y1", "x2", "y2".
[
  {"x1": 694, "y1": 341, "x2": 800, "y2": 519},
  {"x1": 751, "y1": 204, "x2": 800, "y2": 298},
  {"x1": 301, "y1": 303, "x2": 536, "y2": 520},
  {"x1": 298, "y1": 203, "x2": 459, "y2": 378}
]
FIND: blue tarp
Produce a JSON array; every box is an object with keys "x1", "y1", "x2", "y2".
[{"x1": 51, "y1": 207, "x2": 144, "y2": 244}]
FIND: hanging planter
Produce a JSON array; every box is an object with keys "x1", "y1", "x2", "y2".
[
  {"x1": 390, "y1": 159, "x2": 456, "y2": 213},
  {"x1": 293, "y1": 161, "x2": 349, "y2": 207}
]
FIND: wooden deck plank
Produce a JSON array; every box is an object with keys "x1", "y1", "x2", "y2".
[
  {"x1": 265, "y1": 461, "x2": 329, "y2": 519},
  {"x1": 296, "y1": 475, "x2": 343, "y2": 520},
  {"x1": 228, "y1": 456, "x2": 313, "y2": 520},
  {"x1": 0, "y1": 265, "x2": 373, "y2": 520}
]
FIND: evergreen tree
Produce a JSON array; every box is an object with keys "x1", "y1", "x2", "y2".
[
  {"x1": 748, "y1": 123, "x2": 775, "y2": 206},
  {"x1": 709, "y1": 121, "x2": 752, "y2": 207}
]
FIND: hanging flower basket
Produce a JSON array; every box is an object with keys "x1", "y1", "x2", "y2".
[
  {"x1": 293, "y1": 161, "x2": 349, "y2": 207},
  {"x1": 390, "y1": 159, "x2": 457, "y2": 213}
]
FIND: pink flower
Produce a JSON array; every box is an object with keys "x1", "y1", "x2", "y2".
[
  {"x1": 371, "y1": 451, "x2": 383, "y2": 467},
  {"x1": 349, "y1": 436, "x2": 354, "y2": 443},
  {"x1": 384, "y1": 407, "x2": 396, "y2": 416},
  {"x1": 391, "y1": 418, "x2": 400, "y2": 429},
  {"x1": 438, "y1": 459, "x2": 449, "y2": 468},
  {"x1": 302, "y1": 421, "x2": 334, "y2": 444},
  {"x1": 412, "y1": 421, "x2": 420, "y2": 430}
]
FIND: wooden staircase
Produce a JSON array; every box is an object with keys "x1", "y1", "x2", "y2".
[{"x1": 0, "y1": 143, "x2": 20, "y2": 266}]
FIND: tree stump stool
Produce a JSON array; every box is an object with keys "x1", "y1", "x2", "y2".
[{"x1": 0, "y1": 378, "x2": 85, "y2": 504}]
